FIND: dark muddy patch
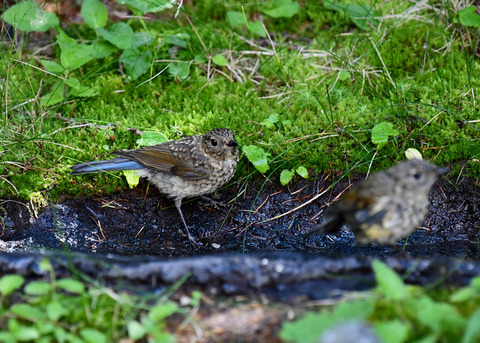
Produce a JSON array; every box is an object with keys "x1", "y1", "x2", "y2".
[{"x1": 1, "y1": 174, "x2": 480, "y2": 301}]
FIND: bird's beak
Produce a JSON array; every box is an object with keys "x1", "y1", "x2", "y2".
[{"x1": 228, "y1": 140, "x2": 238, "y2": 147}]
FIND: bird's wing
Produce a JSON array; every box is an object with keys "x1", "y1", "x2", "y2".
[{"x1": 114, "y1": 144, "x2": 210, "y2": 181}]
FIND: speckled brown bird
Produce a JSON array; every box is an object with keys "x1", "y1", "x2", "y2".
[
  {"x1": 305, "y1": 159, "x2": 446, "y2": 245},
  {"x1": 71, "y1": 128, "x2": 239, "y2": 243}
]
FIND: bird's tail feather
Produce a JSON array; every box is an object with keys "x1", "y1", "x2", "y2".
[{"x1": 70, "y1": 158, "x2": 143, "y2": 175}]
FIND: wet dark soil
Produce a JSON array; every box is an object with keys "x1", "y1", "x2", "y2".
[
  {"x1": 1, "y1": 173, "x2": 479, "y2": 341},
  {"x1": 2, "y1": 174, "x2": 479, "y2": 258}
]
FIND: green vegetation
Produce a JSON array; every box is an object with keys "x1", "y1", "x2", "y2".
[
  {"x1": 1, "y1": 0, "x2": 479, "y2": 203},
  {"x1": 0, "y1": 258, "x2": 197, "y2": 342},
  {"x1": 281, "y1": 260, "x2": 480, "y2": 343}
]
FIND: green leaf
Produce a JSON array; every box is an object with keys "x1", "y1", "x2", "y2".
[
  {"x1": 120, "y1": 49, "x2": 153, "y2": 81},
  {"x1": 168, "y1": 61, "x2": 190, "y2": 80},
  {"x1": 128, "y1": 320, "x2": 146, "y2": 340},
  {"x1": 1, "y1": 0, "x2": 59, "y2": 32},
  {"x1": 243, "y1": 145, "x2": 271, "y2": 174},
  {"x1": 346, "y1": 3, "x2": 379, "y2": 30},
  {"x1": 11, "y1": 304, "x2": 45, "y2": 321},
  {"x1": 212, "y1": 55, "x2": 228, "y2": 66},
  {"x1": 374, "y1": 320, "x2": 409, "y2": 343},
  {"x1": 405, "y1": 148, "x2": 423, "y2": 160},
  {"x1": 324, "y1": 0, "x2": 347, "y2": 12},
  {"x1": 296, "y1": 166, "x2": 308, "y2": 178},
  {"x1": 116, "y1": 0, "x2": 175, "y2": 15},
  {"x1": 458, "y1": 6, "x2": 480, "y2": 28},
  {"x1": 249, "y1": 21, "x2": 267, "y2": 37},
  {"x1": 372, "y1": 259, "x2": 407, "y2": 300},
  {"x1": 261, "y1": 113, "x2": 280, "y2": 128},
  {"x1": 57, "y1": 32, "x2": 93, "y2": 70},
  {"x1": 280, "y1": 169, "x2": 294, "y2": 186},
  {"x1": 262, "y1": 0, "x2": 300, "y2": 18},
  {"x1": 371, "y1": 122, "x2": 399, "y2": 149},
  {"x1": 226, "y1": 11, "x2": 245, "y2": 27},
  {"x1": 148, "y1": 302, "x2": 179, "y2": 322},
  {"x1": 24, "y1": 281, "x2": 51, "y2": 295},
  {"x1": 450, "y1": 287, "x2": 475, "y2": 302},
  {"x1": 415, "y1": 296, "x2": 465, "y2": 333},
  {"x1": 462, "y1": 308, "x2": 480, "y2": 343},
  {"x1": 96, "y1": 22, "x2": 134, "y2": 50},
  {"x1": 13, "y1": 326, "x2": 40, "y2": 341},
  {"x1": 123, "y1": 170, "x2": 140, "y2": 188},
  {"x1": 164, "y1": 33, "x2": 190, "y2": 48},
  {"x1": 40, "y1": 60, "x2": 64, "y2": 74},
  {"x1": 0, "y1": 332, "x2": 15, "y2": 343},
  {"x1": 81, "y1": 0, "x2": 108, "y2": 29},
  {"x1": 57, "y1": 278, "x2": 85, "y2": 294},
  {"x1": 90, "y1": 40, "x2": 118, "y2": 58},
  {"x1": 0, "y1": 275, "x2": 24, "y2": 296},
  {"x1": 41, "y1": 81, "x2": 66, "y2": 106},
  {"x1": 339, "y1": 70, "x2": 351, "y2": 81},
  {"x1": 195, "y1": 54, "x2": 207, "y2": 64},
  {"x1": 47, "y1": 301, "x2": 68, "y2": 321},
  {"x1": 137, "y1": 132, "x2": 169, "y2": 146},
  {"x1": 80, "y1": 328, "x2": 106, "y2": 343},
  {"x1": 64, "y1": 78, "x2": 97, "y2": 98},
  {"x1": 132, "y1": 32, "x2": 155, "y2": 48}
]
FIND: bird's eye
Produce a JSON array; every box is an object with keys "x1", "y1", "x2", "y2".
[
  {"x1": 210, "y1": 139, "x2": 218, "y2": 146},
  {"x1": 413, "y1": 172, "x2": 421, "y2": 179}
]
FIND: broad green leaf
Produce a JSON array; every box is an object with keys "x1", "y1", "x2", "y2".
[
  {"x1": 280, "y1": 169, "x2": 294, "y2": 186},
  {"x1": 226, "y1": 11, "x2": 245, "y2": 27},
  {"x1": 0, "y1": 332, "x2": 15, "y2": 343},
  {"x1": 148, "y1": 302, "x2": 179, "y2": 322},
  {"x1": 137, "y1": 132, "x2": 169, "y2": 146},
  {"x1": 132, "y1": 32, "x2": 155, "y2": 48},
  {"x1": 324, "y1": 0, "x2": 347, "y2": 12},
  {"x1": 40, "y1": 60, "x2": 64, "y2": 74},
  {"x1": 123, "y1": 170, "x2": 140, "y2": 188},
  {"x1": 0, "y1": 275, "x2": 24, "y2": 296},
  {"x1": 415, "y1": 296, "x2": 465, "y2": 333},
  {"x1": 128, "y1": 320, "x2": 146, "y2": 340},
  {"x1": 80, "y1": 328, "x2": 106, "y2": 343},
  {"x1": 90, "y1": 40, "x2": 118, "y2": 58},
  {"x1": 249, "y1": 21, "x2": 267, "y2": 37},
  {"x1": 168, "y1": 61, "x2": 190, "y2": 80},
  {"x1": 1, "y1": 1, "x2": 59, "y2": 32},
  {"x1": 405, "y1": 148, "x2": 423, "y2": 160},
  {"x1": 115, "y1": 0, "x2": 175, "y2": 15},
  {"x1": 243, "y1": 145, "x2": 271, "y2": 174},
  {"x1": 371, "y1": 121, "x2": 399, "y2": 149},
  {"x1": 346, "y1": 3, "x2": 379, "y2": 30},
  {"x1": 296, "y1": 166, "x2": 308, "y2": 178},
  {"x1": 262, "y1": 0, "x2": 300, "y2": 18},
  {"x1": 47, "y1": 301, "x2": 68, "y2": 321},
  {"x1": 24, "y1": 281, "x2": 51, "y2": 295},
  {"x1": 462, "y1": 308, "x2": 480, "y2": 343},
  {"x1": 13, "y1": 326, "x2": 39, "y2": 341},
  {"x1": 458, "y1": 6, "x2": 480, "y2": 28},
  {"x1": 81, "y1": 0, "x2": 108, "y2": 29},
  {"x1": 11, "y1": 304, "x2": 45, "y2": 321},
  {"x1": 163, "y1": 33, "x2": 190, "y2": 48},
  {"x1": 339, "y1": 70, "x2": 351, "y2": 81},
  {"x1": 64, "y1": 78, "x2": 97, "y2": 98},
  {"x1": 57, "y1": 278, "x2": 85, "y2": 294},
  {"x1": 450, "y1": 287, "x2": 475, "y2": 302},
  {"x1": 372, "y1": 259, "x2": 407, "y2": 300},
  {"x1": 374, "y1": 320, "x2": 409, "y2": 343},
  {"x1": 261, "y1": 113, "x2": 280, "y2": 128},
  {"x1": 41, "y1": 81, "x2": 66, "y2": 106},
  {"x1": 97, "y1": 22, "x2": 134, "y2": 50},
  {"x1": 120, "y1": 49, "x2": 153, "y2": 81},
  {"x1": 57, "y1": 32, "x2": 93, "y2": 70},
  {"x1": 195, "y1": 54, "x2": 207, "y2": 64},
  {"x1": 212, "y1": 55, "x2": 228, "y2": 66}
]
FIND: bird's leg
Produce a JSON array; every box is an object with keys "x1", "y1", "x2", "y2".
[{"x1": 174, "y1": 199, "x2": 199, "y2": 245}]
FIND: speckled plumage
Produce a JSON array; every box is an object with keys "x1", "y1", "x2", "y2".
[
  {"x1": 305, "y1": 159, "x2": 445, "y2": 245},
  {"x1": 71, "y1": 128, "x2": 239, "y2": 243}
]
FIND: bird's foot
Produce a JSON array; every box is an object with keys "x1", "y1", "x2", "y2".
[{"x1": 198, "y1": 195, "x2": 228, "y2": 210}]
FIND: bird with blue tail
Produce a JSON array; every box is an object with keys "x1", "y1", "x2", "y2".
[{"x1": 70, "y1": 128, "x2": 239, "y2": 244}]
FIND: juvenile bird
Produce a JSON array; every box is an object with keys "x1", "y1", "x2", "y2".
[
  {"x1": 305, "y1": 159, "x2": 446, "y2": 245},
  {"x1": 71, "y1": 128, "x2": 239, "y2": 243}
]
